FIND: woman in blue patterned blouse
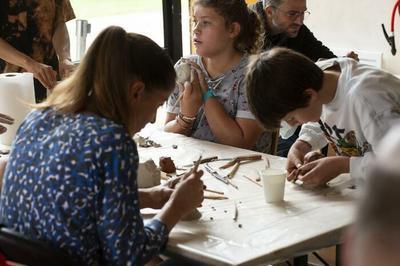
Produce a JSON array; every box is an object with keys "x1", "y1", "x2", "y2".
[{"x1": 0, "y1": 26, "x2": 204, "y2": 265}]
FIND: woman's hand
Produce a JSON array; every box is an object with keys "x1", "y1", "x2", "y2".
[
  {"x1": 59, "y1": 58, "x2": 75, "y2": 79},
  {"x1": 25, "y1": 59, "x2": 57, "y2": 89},
  {"x1": 169, "y1": 170, "x2": 204, "y2": 217}
]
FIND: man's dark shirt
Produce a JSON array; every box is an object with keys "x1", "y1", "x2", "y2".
[{"x1": 251, "y1": 1, "x2": 336, "y2": 62}]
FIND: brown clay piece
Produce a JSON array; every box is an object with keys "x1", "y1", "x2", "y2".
[{"x1": 159, "y1": 156, "x2": 176, "y2": 173}]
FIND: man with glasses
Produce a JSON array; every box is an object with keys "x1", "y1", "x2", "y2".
[
  {"x1": 250, "y1": 0, "x2": 357, "y2": 157},
  {"x1": 250, "y1": 0, "x2": 336, "y2": 61}
]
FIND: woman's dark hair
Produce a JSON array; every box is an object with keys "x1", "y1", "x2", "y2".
[
  {"x1": 193, "y1": 0, "x2": 264, "y2": 54},
  {"x1": 245, "y1": 47, "x2": 323, "y2": 129}
]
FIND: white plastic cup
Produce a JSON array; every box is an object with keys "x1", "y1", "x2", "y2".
[{"x1": 260, "y1": 168, "x2": 286, "y2": 203}]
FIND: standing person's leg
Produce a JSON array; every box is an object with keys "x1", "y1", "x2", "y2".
[{"x1": 33, "y1": 79, "x2": 47, "y2": 103}]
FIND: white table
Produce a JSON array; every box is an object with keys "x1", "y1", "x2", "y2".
[{"x1": 138, "y1": 125, "x2": 357, "y2": 266}]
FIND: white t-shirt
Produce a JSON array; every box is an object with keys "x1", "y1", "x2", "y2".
[{"x1": 299, "y1": 58, "x2": 400, "y2": 180}]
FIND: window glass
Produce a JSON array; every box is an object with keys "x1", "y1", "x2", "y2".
[{"x1": 67, "y1": 0, "x2": 164, "y2": 61}]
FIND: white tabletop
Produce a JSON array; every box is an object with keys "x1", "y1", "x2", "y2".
[{"x1": 138, "y1": 124, "x2": 357, "y2": 266}]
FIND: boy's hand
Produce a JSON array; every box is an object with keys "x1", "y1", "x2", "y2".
[
  {"x1": 296, "y1": 156, "x2": 350, "y2": 185},
  {"x1": 286, "y1": 140, "x2": 312, "y2": 181}
]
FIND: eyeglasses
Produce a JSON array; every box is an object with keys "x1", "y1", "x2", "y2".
[{"x1": 272, "y1": 6, "x2": 311, "y2": 20}]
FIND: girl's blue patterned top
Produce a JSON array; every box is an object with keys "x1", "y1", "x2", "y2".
[{"x1": 0, "y1": 108, "x2": 168, "y2": 265}]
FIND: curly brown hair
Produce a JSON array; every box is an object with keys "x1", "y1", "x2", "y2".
[{"x1": 193, "y1": 0, "x2": 264, "y2": 54}]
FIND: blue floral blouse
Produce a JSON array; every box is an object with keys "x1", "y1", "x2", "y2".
[{"x1": 0, "y1": 108, "x2": 168, "y2": 265}]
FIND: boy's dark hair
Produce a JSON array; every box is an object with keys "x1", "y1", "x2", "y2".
[
  {"x1": 193, "y1": 0, "x2": 264, "y2": 54},
  {"x1": 245, "y1": 47, "x2": 323, "y2": 130}
]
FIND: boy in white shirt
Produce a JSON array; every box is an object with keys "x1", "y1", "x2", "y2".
[{"x1": 245, "y1": 47, "x2": 400, "y2": 185}]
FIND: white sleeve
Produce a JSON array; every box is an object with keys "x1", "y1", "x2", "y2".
[
  {"x1": 350, "y1": 108, "x2": 400, "y2": 180},
  {"x1": 298, "y1": 122, "x2": 328, "y2": 150}
]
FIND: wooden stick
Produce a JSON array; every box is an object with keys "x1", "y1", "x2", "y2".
[
  {"x1": 233, "y1": 201, "x2": 238, "y2": 221},
  {"x1": 243, "y1": 175, "x2": 262, "y2": 187},
  {"x1": 235, "y1": 154, "x2": 262, "y2": 161},
  {"x1": 192, "y1": 155, "x2": 202, "y2": 173},
  {"x1": 227, "y1": 162, "x2": 240, "y2": 179},
  {"x1": 219, "y1": 159, "x2": 237, "y2": 169},
  {"x1": 204, "y1": 195, "x2": 228, "y2": 200},
  {"x1": 219, "y1": 154, "x2": 262, "y2": 169},
  {"x1": 204, "y1": 188, "x2": 224, "y2": 195},
  {"x1": 182, "y1": 156, "x2": 218, "y2": 168}
]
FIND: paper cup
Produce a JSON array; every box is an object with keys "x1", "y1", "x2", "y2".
[{"x1": 260, "y1": 168, "x2": 286, "y2": 203}]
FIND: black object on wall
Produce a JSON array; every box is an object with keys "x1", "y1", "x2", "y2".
[{"x1": 163, "y1": 0, "x2": 183, "y2": 64}]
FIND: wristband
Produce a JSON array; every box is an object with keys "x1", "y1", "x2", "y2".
[{"x1": 202, "y1": 88, "x2": 216, "y2": 102}]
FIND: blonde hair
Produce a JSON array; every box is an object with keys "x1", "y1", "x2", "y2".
[{"x1": 37, "y1": 26, "x2": 176, "y2": 131}]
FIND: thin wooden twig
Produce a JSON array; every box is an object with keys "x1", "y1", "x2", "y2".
[
  {"x1": 227, "y1": 162, "x2": 240, "y2": 179},
  {"x1": 233, "y1": 201, "x2": 238, "y2": 221},
  {"x1": 204, "y1": 188, "x2": 224, "y2": 195},
  {"x1": 243, "y1": 175, "x2": 262, "y2": 187},
  {"x1": 204, "y1": 195, "x2": 228, "y2": 200}
]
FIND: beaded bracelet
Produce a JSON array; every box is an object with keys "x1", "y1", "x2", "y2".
[
  {"x1": 178, "y1": 112, "x2": 196, "y2": 124},
  {"x1": 175, "y1": 115, "x2": 193, "y2": 129}
]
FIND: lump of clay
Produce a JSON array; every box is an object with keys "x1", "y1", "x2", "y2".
[
  {"x1": 137, "y1": 159, "x2": 161, "y2": 188},
  {"x1": 159, "y1": 156, "x2": 176, "y2": 173},
  {"x1": 304, "y1": 151, "x2": 324, "y2": 163},
  {"x1": 175, "y1": 62, "x2": 191, "y2": 84},
  {"x1": 133, "y1": 135, "x2": 161, "y2": 148}
]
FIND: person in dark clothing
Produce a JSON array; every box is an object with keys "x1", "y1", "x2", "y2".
[
  {"x1": 0, "y1": 0, "x2": 76, "y2": 103},
  {"x1": 249, "y1": 0, "x2": 357, "y2": 157}
]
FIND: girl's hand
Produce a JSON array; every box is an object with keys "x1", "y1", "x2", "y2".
[
  {"x1": 186, "y1": 61, "x2": 208, "y2": 93},
  {"x1": 180, "y1": 79, "x2": 202, "y2": 117},
  {"x1": 170, "y1": 170, "x2": 204, "y2": 217}
]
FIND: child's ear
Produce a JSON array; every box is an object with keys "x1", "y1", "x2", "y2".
[
  {"x1": 229, "y1": 22, "x2": 241, "y2": 38},
  {"x1": 128, "y1": 80, "x2": 145, "y2": 103},
  {"x1": 304, "y1": 88, "x2": 319, "y2": 103}
]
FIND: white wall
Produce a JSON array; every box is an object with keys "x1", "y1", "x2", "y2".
[{"x1": 306, "y1": 0, "x2": 400, "y2": 76}]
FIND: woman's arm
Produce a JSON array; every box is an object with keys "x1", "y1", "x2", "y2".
[
  {"x1": 52, "y1": 22, "x2": 74, "y2": 78},
  {"x1": 0, "y1": 38, "x2": 57, "y2": 88}
]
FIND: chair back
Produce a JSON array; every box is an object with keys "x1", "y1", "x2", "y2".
[{"x1": 0, "y1": 226, "x2": 75, "y2": 266}]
